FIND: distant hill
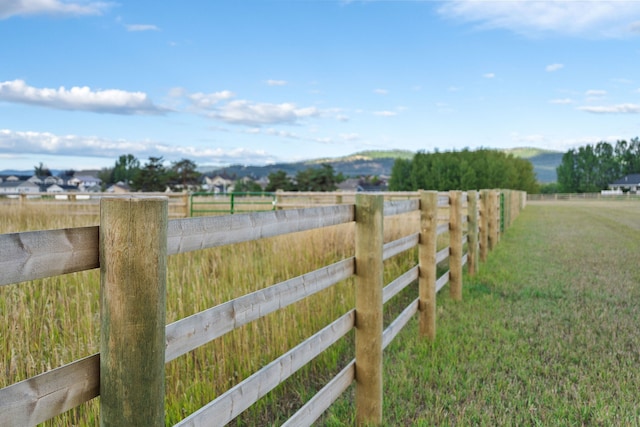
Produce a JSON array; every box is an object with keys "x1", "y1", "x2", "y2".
[
  {"x1": 199, "y1": 148, "x2": 561, "y2": 183},
  {"x1": 503, "y1": 148, "x2": 563, "y2": 183}
]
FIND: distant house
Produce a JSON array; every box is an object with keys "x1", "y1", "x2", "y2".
[
  {"x1": 0, "y1": 180, "x2": 40, "y2": 194},
  {"x1": 202, "y1": 174, "x2": 234, "y2": 193},
  {"x1": 609, "y1": 174, "x2": 640, "y2": 194},
  {"x1": 106, "y1": 182, "x2": 131, "y2": 194},
  {"x1": 68, "y1": 175, "x2": 102, "y2": 191}
]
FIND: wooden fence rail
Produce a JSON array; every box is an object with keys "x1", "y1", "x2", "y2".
[{"x1": 0, "y1": 189, "x2": 525, "y2": 426}]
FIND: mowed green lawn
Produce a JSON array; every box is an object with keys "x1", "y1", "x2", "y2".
[{"x1": 325, "y1": 200, "x2": 640, "y2": 426}]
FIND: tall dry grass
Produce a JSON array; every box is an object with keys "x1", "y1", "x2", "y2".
[{"x1": 0, "y1": 200, "x2": 423, "y2": 425}]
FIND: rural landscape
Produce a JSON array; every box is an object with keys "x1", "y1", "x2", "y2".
[{"x1": 3, "y1": 0, "x2": 640, "y2": 425}]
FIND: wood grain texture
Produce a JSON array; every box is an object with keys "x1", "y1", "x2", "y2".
[
  {"x1": 436, "y1": 271, "x2": 450, "y2": 293},
  {"x1": 0, "y1": 226, "x2": 98, "y2": 287},
  {"x1": 382, "y1": 233, "x2": 419, "y2": 261},
  {"x1": 167, "y1": 205, "x2": 354, "y2": 255},
  {"x1": 383, "y1": 199, "x2": 419, "y2": 217},
  {"x1": 419, "y1": 191, "x2": 438, "y2": 341},
  {"x1": 176, "y1": 310, "x2": 355, "y2": 427},
  {"x1": 449, "y1": 191, "x2": 463, "y2": 301},
  {"x1": 99, "y1": 196, "x2": 167, "y2": 426},
  {"x1": 165, "y1": 258, "x2": 355, "y2": 363},
  {"x1": 354, "y1": 194, "x2": 384, "y2": 425},
  {"x1": 0, "y1": 354, "x2": 99, "y2": 427}
]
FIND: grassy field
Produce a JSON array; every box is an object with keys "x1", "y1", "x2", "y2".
[
  {"x1": 4, "y1": 199, "x2": 638, "y2": 425},
  {"x1": 0, "y1": 201, "x2": 421, "y2": 426},
  {"x1": 323, "y1": 200, "x2": 640, "y2": 425}
]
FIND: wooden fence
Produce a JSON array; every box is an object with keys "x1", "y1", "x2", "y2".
[
  {"x1": 0, "y1": 189, "x2": 525, "y2": 426},
  {"x1": 528, "y1": 192, "x2": 640, "y2": 201}
]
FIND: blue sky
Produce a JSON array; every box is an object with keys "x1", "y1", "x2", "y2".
[{"x1": 1, "y1": 0, "x2": 640, "y2": 172}]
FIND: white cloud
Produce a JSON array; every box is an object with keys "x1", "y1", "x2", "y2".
[
  {"x1": 0, "y1": 128, "x2": 275, "y2": 165},
  {"x1": 211, "y1": 100, "x2": 320, "y2": 126},
  {"x1": 585, "y1": 89, "x2": 607, "y2": 97},
  {"x1": 546, "y1": 63, "x2": 564, "y2": 72},
  {"x1": 578, "y1": 103, "x2": 640, "y2": 114},
  {"x1": 373, "y1": 111, "x2": 397, "y2": 117},
  {"x1": 0, "y1": 79, "x2": 167, "y2": 114},
  {"x1": 438, "y1": 0, "x2": 640, "y2": 37},
  {"x1": 187, "y1": 90, "x2": 235, "y2": 108},
  {"x1": 339, "y1": 133, "x2": 360, "y2": 141},
  {"x1": 0, "y1": 0, "x2": 112, "y2": 19},
  {"x1": 336, "y1": 114, "x2": 350, "y2": 122},
  {"x1": 483, "y1": 73, "x2": 495, "y2": 79},
  {"x1": 374, "y1": 88, "x2": 389, "y2": 95},
  {"x1": 266, "y1": 79, "x2": 287, "y2": 86},
  {"x1": 126, "y1": 24, "x2": 160, "y2": 32}
]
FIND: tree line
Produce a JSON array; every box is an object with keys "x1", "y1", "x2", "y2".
[
  {"x1": 388, "y1": 148, "x2": 539, "y2": 193},
  {"x1": 93, "y1": 155, "x2": 345, "y2": 192},
  {"x1": 556, "y1": 138, "x2": 640, "y2": 193}
]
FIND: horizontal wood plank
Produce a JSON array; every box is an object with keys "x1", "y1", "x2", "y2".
[
  {"x1": 436, "y1": 247, "x2": 449, "y2": 264},
  {"x1": 0, "y1": 226, "x2": 99, "y2": 287},
  {"x1": 383, "y1": 199, "x2": 419, "y2": 217},
  {"x1": 167, "y1": 205, "x2": 354, "y2": 255},
  {"x1": 383, "y1": 266, "x2": 419, "y2": 304},
  {"x1": 165, "y1": 258, "x2": 355, "y2": 362},
  {"x1": 281, "y1": 360, "x2": 355, "y2": 427},
  {"x1": 437, "y1": 223, "x2": 449, "y2": 236},
  {"x1": 0, "y1": 354, "x2": 99, "y2": 427},
  {"x1": 382, "y1": 233, "x2": 419, "y2": 261},
  {"x1": 176, "y1": 310, "x2": 356, "y2": 427},
  {"x1": 436, "y1": 271, "x2": 450, "y2": 293},
  {"x1": 382, "y1": 298, "x2": 419, "y2": 349}
]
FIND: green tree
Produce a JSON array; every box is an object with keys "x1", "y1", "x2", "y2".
[
  {"x1": 113, "y1": 154, "x2": 140, "y2": 184},
  {"x1": 34, "y1": 162, "x2": 51, "y2": 177},
  {"x1": 132, "y1": 157, "x2": 169, "y2": 192},
  {"x1": 169, "y1": 158, "x2": 201, "y2": 190},
  {"x1": 265, "y1": 170, "x2": 294, "y2": 192},
  {"x1": 295, "y1": 164, "x2": 344, "y2": 191},
  {"x1": 234, "y1": 178, "x2": 263, "y2": 193}
]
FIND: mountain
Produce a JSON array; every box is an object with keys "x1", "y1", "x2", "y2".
[
  {"x1": 503, "y1": 148, "x2": 563, "y2": 183},
  {"x1": 200, "y1": 148, "x2": 562, "y2": 183}
]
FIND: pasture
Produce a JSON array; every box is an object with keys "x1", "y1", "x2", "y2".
[
  {"x1": 3, "y1": 198, "x2": 637, "y2": 425},
  {"x1": 328, "y1": 200, "x2": 640, "y2": 425}
]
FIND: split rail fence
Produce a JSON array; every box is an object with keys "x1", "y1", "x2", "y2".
[{"x1": 0, "y1": 189, "x2": 525, "y2": 426}]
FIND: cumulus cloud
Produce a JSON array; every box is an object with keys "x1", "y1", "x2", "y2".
[
  {"x1": 187, "y1": 90, "x2": 235, "y2": 109},
  {"x1": 546, "y1": 63, "x2": 564, "y2": 72},
  {"x1": 0, "y1": 79, "x2": 167, "y2": 114},
  {"x1": 210, "y1": 100, "x2": 320, "y2": 126},
  {"x1": 0, "y1": 0, "x2": 112, "y2": 19},
  {"x1": 578, "y1": 103, "x2": 640, "y2": 114},
  {"x1": 438, "y1": 0, "x2": 640, "y2": 37},
  {"x1": 0, "y1": 128, "x2": 275, "y2": 165}
]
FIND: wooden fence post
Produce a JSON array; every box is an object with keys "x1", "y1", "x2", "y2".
[
  {"x1": 419, "y1": 190, "x2": 437, "y2": 340},
  {"x1": 479, "y1": 190, "x2": 489, "y2": 262},
  {"x1": 355, "y1": 193, "x2": 384, "y2": 426},
  {"x1": 487, "y1": 190, "x2": 498, "y2": 251},
  {"x1": 449, "y1": 190, "x2": 462, "y2": 301},
  {"x1": 100, "y1": 196, "x2": 168, "y2": 426},
  {"x1": 467, "y1": 190, "x2": 479, "y2": 275}
]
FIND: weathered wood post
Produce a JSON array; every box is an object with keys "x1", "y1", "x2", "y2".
[
  {"x1": 100, "y1": 196, "x2": 168, "y2": 426},
  {"x1": 467, "y1": 190, "x2": 479, "y2": 275},
  {"x1": 355, "y1": 193, "x2": 384, "y2": 426},
  {"x1": 487, "y1": 190, "x2": 498, "y2": 251},
  {"x1": 449, "y1": 191, "x2": 463, "y2": 301},
  {"x1": 182, "y1": 193, "x2": 190, "y2": 218},
  {"x1": 479, "y1": 190, "x2": 489, "y2": 262},
  {"x1": 419, "y1": 190, "x2": 437, "y2": 340}
]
